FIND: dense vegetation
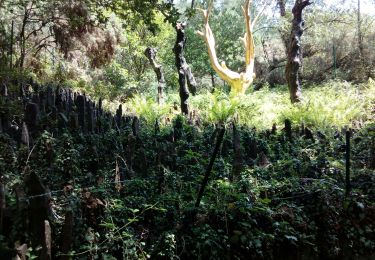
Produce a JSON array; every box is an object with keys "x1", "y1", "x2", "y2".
[{"x1": 0, "y1": 0, "x2": 374, "y2": 259}]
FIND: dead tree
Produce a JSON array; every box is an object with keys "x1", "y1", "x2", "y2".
[
  {"x1": 144, "y1": 47, "x2": 166, "y2": 104},
  {"x1": 173, "y1": 22, "x2": 197, "y2": 115},
  {"x1": 197, "y1": 0, "x2": 267, "y2": 95},
  {"x1": 285, "y1": 0, "x2": 312, "y2": 103}
]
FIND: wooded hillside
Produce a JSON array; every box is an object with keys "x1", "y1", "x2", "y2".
[{"x1": 0, "y1": 0, "x2": 374, "y2": 259}]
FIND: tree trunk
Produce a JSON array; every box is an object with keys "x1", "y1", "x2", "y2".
[
  {"x1": 173, "y1": 22, "x2": 197, "y2": 115},
  {"x1": 144, "y1": 47, "x2": 166, "y2": 104},
  {"x1": 10, "y1": 21, "x2": 14, "y2": 69},
  {"x1": 278, "y1": 0, "x2": 286, "y2": 17},
  {"x1": 357, "y1": 0, "x2": 368, "y2": 77},
  {"x1": 19, "y1": 6, "x2": 29, "y2": 69},
  {"x1": 191, "y1": 0, "x2": 195, "y2": 9},
  {"x1": 210, "y1": 70, "x2": 215, "y2": 91},
  {"x1": 357, "y1": 0, "x2": 363, "y2": 60},
  {"x1": 285, "y1": 0, "x2": 312, "y2": 103},
  {"x1": 277, "y1": 0, "x2": 289, "y2": 51}
]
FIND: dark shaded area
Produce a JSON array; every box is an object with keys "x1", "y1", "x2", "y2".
[{"x1": 0, "y1": 82, "x2": 373, "y2": 259}]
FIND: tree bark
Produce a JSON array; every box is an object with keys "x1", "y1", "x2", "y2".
[
  {"x1": 10, "y1": 21, "x2": 14, "y2": 69},
  {"x1": 357, "y1": 0, "x2": 363, "y2": 60},
  {"x1": 173, "y1": 22, "x2": 197, "y2": 115},
  {"x1": 357, "y1": 0, "x2": 368, "y2": 77},
  {"x1": 191, "y1": 0, "x2": 195, "y2": 9},
  {"x1": 19, "y1": 3, "x2": 30, "y2": 69},
  {"x1": 144, "y1": 47, "x2": 166, "y2": 104},
  {"x1": 285, "y1": 0, "x2": 312, "y2": 103},
  {"x1": 210, "y1": 70, "x2": 215, "y2": 91},
  {"x1": 278, "y1": 0, "x2": 286, "y2": 17}
]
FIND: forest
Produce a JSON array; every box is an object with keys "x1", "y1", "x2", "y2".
[{"x1": 0, "y1": 0, "x2": 374, "y2": 259}]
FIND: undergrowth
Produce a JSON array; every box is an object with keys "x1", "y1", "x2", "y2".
[
  {"x1": 106, "y1": 79, "x2": 375, "y2": 131},
  {"x1": 0, "y1": 78, "x2": 374, "y2": 259}
]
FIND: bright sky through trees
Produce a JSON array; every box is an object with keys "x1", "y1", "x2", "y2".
[
  {"x1": 330, "y1": 0, "x2": 375, "y2": 15},
  {"x1": 176, "y1": 0, "x2": 375, "y2": 15}
]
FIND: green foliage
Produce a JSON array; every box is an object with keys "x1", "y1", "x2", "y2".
[
  {"x1": 190, "y1": 80, "x2": 374, "y2": 131},
  {"x1": 1, "y1": 1, "x2": 375, "y2": 259},
  {"x1": 191, "y1": 91, "x2": 240, "y2": 125},
  {"x1": 102, "y1": 62, "x2": 129, "y2": 89},
  {"x1": 0, "y1": 92, "x2": 374, "y2": 258},
  {"x1": 112, "y1": 80, "x2": 374, "y2": 132},
  {"x1": 66, "y1": 12, "x2": 178, "y2": 101},
  {"x1": 302, "y1": 6, "x2": 375, "y2": 82},
  {"x1": 129, "y1": 95, "x2": 171, "y2": 125},
  {"x1": 279, "y1": 80, "x2": 375, "y2": 129},
  {"x1": 117, "y1": 12, "x2": 177, "y2": 95}
]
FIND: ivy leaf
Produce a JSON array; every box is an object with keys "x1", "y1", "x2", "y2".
[{"x1": 285, "y1": 235, "x2": 298, "y2": 242}]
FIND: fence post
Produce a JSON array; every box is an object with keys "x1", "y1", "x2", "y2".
[
  {"x1": 345, "y1": 129, "x2": 351, "y2": 196},
  {"x1": 332, "y1": 44, "x2": 337, "y2": 78}
]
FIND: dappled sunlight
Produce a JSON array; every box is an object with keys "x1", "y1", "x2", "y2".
[
  {"x1": 125, "y1": 80, "x2": 373, "y2": 132},
  {"x1": 1, "y1": 0, "x2": 374, "y2": 258}
]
